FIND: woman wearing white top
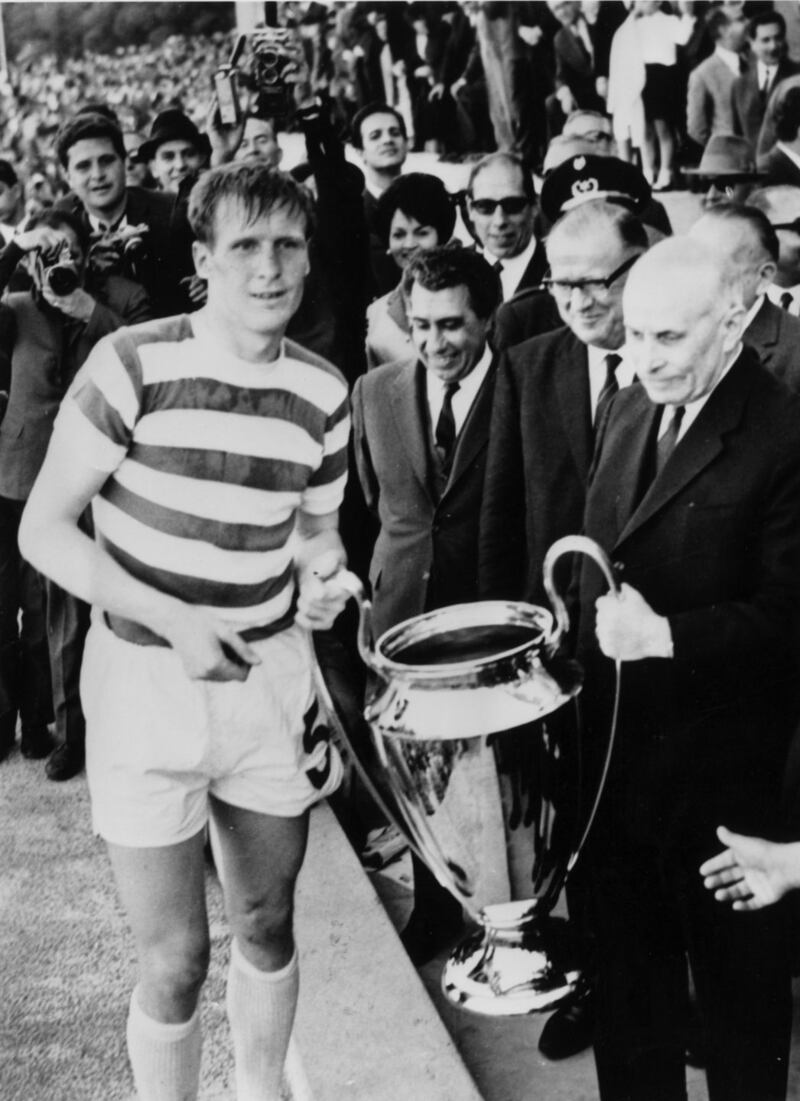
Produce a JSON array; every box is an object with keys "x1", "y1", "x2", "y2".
[{"x1": 608, "y1": 0, "x2": 694, "y2": 189}]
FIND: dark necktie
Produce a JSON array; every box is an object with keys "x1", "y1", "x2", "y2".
[
  {"x1": 595, "y1": 353, "x2": 621, "y2": 428},
  {"x1": 655, "y1": 404, "x2": 685, "y2": 476},
  {"x1": 781, "y1": 291, "x2": 794, "y2": 311},
  {"x1": 761, "y1": 68, "x2": 773, "y2": 105},
  {"x1": 435, "y1": 381, "x2": 460, "y2": 467}
]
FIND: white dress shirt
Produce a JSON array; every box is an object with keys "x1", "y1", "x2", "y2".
[
  {"x1": 587, "y1": 344, "x2": 635, "y2": 422},
  {"x1": 775, "y1": 141, "x2": 800, "y2": 172},
  {"x1": 484, "y1": 237, "x2": 538, "y2": 301},
  {"x1": 758, "y1": 60, "x2": 777, "y2": 94},
  {"x1": 426, "y1": 346, "x2": 493, "y2": 440},
  {"x1": 766, "y1": 283, "x2": 800, "y2": 316}
]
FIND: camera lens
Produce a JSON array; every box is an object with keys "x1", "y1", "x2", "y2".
[{"x1": 46, "y1": 265, "x2": 80, "y2": 296}]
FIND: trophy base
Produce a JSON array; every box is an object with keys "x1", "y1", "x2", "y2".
[{"x1": 442, "y1": 904, "x2": 583, "y2": 1017}]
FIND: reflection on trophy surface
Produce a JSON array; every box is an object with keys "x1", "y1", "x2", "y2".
[{"x1": 329, "y1": 534, "x2": 619, "y2": 1017}]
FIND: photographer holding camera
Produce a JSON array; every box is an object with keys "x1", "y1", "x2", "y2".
[
  {"x1": 205, "y1": 34, "x2": 371, "y2": 384},
  {"x1": 53, "y1": 112, "x2": 195, "y2": 318},
  {"x1": 0, "y1": 209, "x2": 151, "y2": 778}
]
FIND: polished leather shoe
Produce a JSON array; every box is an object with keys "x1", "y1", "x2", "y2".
[
  {"x1": 21, "y1": 727, "x2": 55, "y2": 760},
  {"x1": 400, "y1": 909, "x2": 465, "y2": 967},
  {"x1": 46, "y1": 742, "x2": 85, "y2": 782},
  {"x1": 538, "y1": 988, "x2": 595, "y2": 1060}
]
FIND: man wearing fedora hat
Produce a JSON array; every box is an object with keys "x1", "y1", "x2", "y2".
[
  {"x1": 140, "y1": 109, "x2": 211, "y2": 193},
  {"x1": 684, "y1": 134, "x2": 765, "y2": 207}
]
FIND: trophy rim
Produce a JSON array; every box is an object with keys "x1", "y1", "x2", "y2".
[{"x1": 372, "y1": 600, "x2": 555, "y2": 687}]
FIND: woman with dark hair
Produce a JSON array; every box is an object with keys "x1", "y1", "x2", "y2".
[{"x1": 366, "y1": 171, "x2": 457, "y2": 368}]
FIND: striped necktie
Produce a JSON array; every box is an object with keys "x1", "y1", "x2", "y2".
[{"x1": 596, "y1": 353, "x2": 621, "y2": 428}]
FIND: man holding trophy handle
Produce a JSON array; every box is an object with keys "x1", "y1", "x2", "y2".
[{"x1": 580, "y1": 236, "x2": 800, "y2": 1101}]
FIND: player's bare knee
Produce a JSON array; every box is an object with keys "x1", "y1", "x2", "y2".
[
  {"x1": 141, "y1": 932, "x2": 211, "y2": 1005},
  {"x1": 232, "y1": 892, "x2": 294, "y2": 955}
]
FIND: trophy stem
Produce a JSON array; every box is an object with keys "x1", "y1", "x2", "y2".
[{"x1": 442, "y1": 901, "x2": 584, "y2": 1017}]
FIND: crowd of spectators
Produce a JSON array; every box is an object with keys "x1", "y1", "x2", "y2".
[{"x1": 0, "y1": 0, "x2": 785, "y2": 204}]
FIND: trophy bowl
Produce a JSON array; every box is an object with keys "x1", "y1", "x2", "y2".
[{"x1": 323, "y1": 536, "x2": 619, "y2": 1016}]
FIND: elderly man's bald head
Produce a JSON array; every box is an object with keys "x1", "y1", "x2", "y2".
[
  {"x1": 689, "y1": 205, "x2": 778, "y2": 309},
  {"x1": 623, "y1": 237, "x2": 746, "y2": 405},
  {"x1": 626, "y1": 237, "x2": 742, "y2": 315}
]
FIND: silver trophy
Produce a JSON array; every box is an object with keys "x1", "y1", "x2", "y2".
[{"x1": 323, "y1": 536, "x2": 619, "y2": 1017}]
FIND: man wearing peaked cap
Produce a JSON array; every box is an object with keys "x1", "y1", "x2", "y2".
[
  {"x1": 539, "y1": 153, "x2": 652, "y2": 226},
  {"x1": 139, "y1": 109, "x2": 211, "y2": 192}
]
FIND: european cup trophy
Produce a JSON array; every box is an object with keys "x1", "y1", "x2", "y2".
[{"x1": 321, "y1": 535, "x2": 619, "y2": 1017}]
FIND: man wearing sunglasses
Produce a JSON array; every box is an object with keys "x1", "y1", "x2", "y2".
[
  {"x1": 465, "y1": 152, "x2": 547, "y2": 301},
  {"x1": 480, "y1": 200, "x2": 648, "y2": 1062}
]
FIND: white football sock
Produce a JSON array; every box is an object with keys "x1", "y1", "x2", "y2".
[
  {"x1": 126, "y1": 986, "x2": 202, "y2": 1101},
  {"x1": 226, "y1": 938, "x2": 299, "y2": 1101}
]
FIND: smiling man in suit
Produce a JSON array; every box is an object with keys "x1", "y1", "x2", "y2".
[
  {"x1": 465, "y1": 152, "x2": 547, "y2": 302},
  {"x1": 582, "y1": 237, "x2": 800, "y2": 1101},
  {"x1": 689, "y1": 203, "x2": 800, "y2": 391},
  {"x1": 732, "y1": 11, "x2": 800, "y2": 151},
  {"x1": 480, "y1": 199, "x2": 648, "y2": 607},
  {"x1": 352, "y1": 245, "x2": 501, "y2": 964}
]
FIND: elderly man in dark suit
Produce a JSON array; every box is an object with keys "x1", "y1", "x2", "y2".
[
  {"x1": 352, "y1": 246, "x2": 501, "y2": 964},
  {"x1": 582, "y1": 237, "x2": 800, "y2": 1101},
  {"x1": 479, "y1": 200, "x2": 648, "y2": 1061},
  {"x1": 481, "y1": 200, "x2": 647, "y2": 607},
  {"x1": 0, "y1": 208, "x2": 151, "y2": 777},
  {"x1": 689, "y1": 203, "x2": 800, "y2": 390}
]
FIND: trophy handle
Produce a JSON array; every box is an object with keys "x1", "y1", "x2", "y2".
[
  {"x1": 540, "y1": 536, "x2": 622, "y2": 871},
  {"x1": 542, "y1": 535, "x2": 620, "y2": 649}
]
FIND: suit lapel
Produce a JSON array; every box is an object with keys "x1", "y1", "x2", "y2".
[
  {"x1": 389, "y1": 362, "x2": 435, "y2": 501},
  {"x1": 612, "y1": 390, "x2": 661, "y2": 539},
  {"x1": 555, "y1": 334, "x2": 593, "y2": 480},
  {"x1": 616, "y1": 356, "x2": 752, "y2": 547}
]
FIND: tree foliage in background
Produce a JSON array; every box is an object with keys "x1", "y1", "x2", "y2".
[{"x1": 4, "y1": 2, "x2": 236, "y2": 61}]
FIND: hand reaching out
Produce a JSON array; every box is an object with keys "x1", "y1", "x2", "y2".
[{"x1": 699, "y1": 826, "x2": 800, "y2": 911}]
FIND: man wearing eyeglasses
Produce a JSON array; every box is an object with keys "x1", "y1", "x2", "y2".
[
  {"x1": 479, "y1": 199, "x2": 648, "y2": 1062},
  {"x1": 465, "y1": 152, "x2": 547, "y2": 302}
]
